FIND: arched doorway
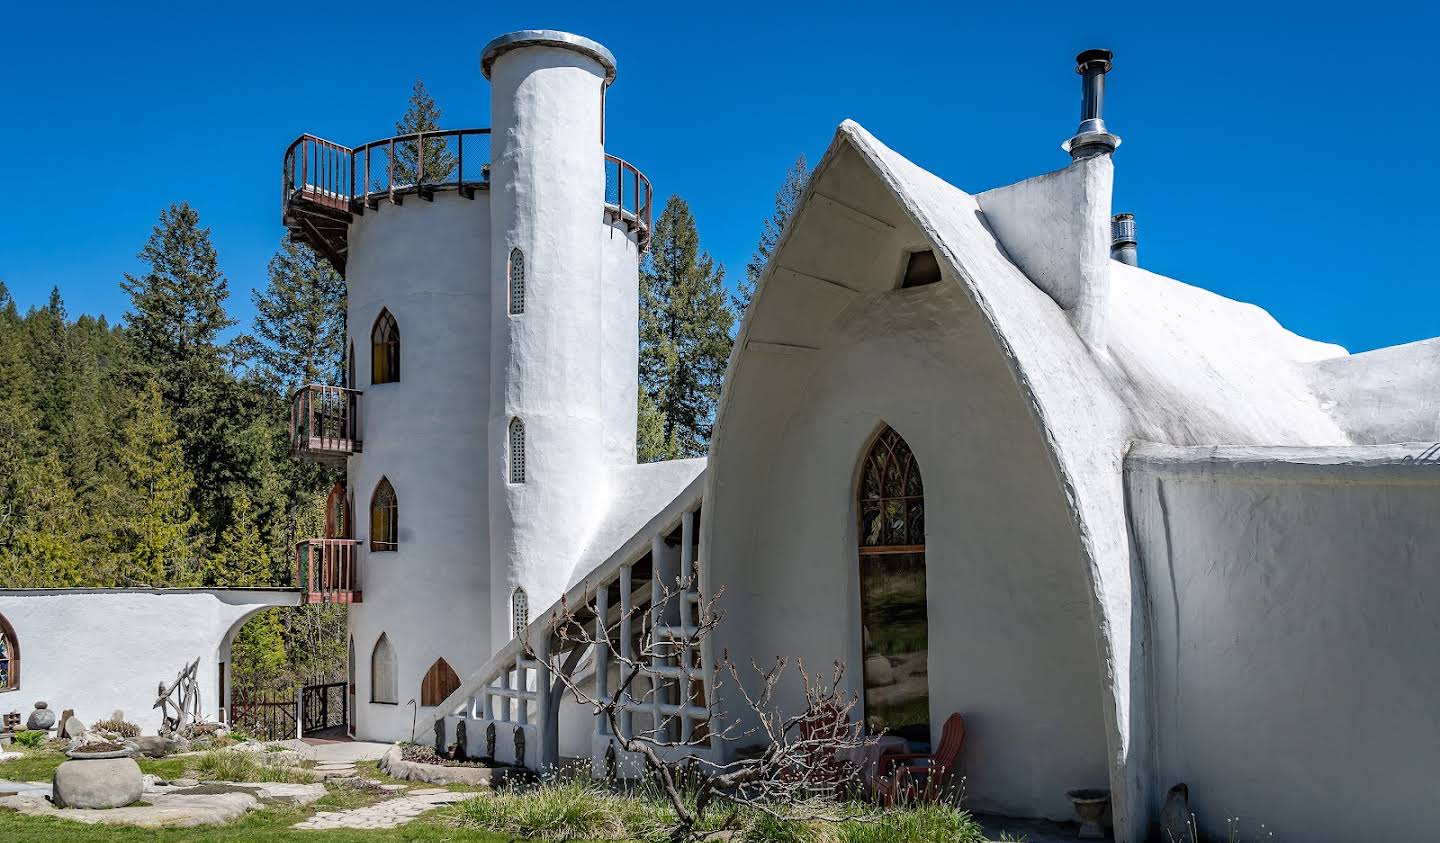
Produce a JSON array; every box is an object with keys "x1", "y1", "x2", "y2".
[{"x1": 857, "y1": 425, "x2": 929, "y2": 750}]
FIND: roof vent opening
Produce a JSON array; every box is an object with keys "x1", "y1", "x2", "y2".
[
  {"x1": 1111, "y1": 213, "x2": 1138, "y2": 266},
  {"x1": 901, "y1": 249, "x2": 942, "y2": 288}
]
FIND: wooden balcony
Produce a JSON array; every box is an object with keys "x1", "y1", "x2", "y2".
[
  {"x1": 282, "y1": 128, "x2": 652, "y2": 275},
  {"x1": 295, "y1": 539, "x2": 362, "y2": 604},
  {"x1": 290, "y1": 384, "x2": 361, "y2": 466}
]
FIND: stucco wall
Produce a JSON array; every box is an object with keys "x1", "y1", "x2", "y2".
[
  {"x1": 1127, "y1": 445, "x2": 1440, "y2": 842},
  {"x1": 487, "y1": 43, "x2": 613, "y2": 651},
  {"x1": 709, "y1": 280, "x2": 1110, "y2": 820},
  {"x1": 346, "y1": 191, "x2": 493, "y2": 740},
  {"x1": 0, "y1": 589, "x2": 297, "y2": 733}
]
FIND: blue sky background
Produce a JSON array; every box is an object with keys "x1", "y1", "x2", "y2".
[{"x1": 2, "y1": 2, "x2": 1436, "y2": 353}]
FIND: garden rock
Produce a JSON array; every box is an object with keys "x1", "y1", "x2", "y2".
[
  {"x1": 130, "y1": 735, "x2": 183, "y2": 758},
  {"x1": 53, "y1": 756, "x2": 144, "y2": 809},
  {"x1": 26, "y1": 702, "x2": 56, "y2": 732},
  {"x1": 61, "y1": 715, "x2": 86, "y2": 739}
]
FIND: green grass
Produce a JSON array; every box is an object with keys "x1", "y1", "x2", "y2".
[
  {"x1": 0, "y1": 809, "x2": 512, "y2": 842},
  {"x1": 0, "y1": 753, "x2": 184, "y2": 783},
  {"x1": 190, "y1": 750, "x2": 316, "y2": 784}
]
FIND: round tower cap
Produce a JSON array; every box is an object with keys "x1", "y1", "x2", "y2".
[{"x1": 481, "y1": 30, "x2": 618, "y2": 85}]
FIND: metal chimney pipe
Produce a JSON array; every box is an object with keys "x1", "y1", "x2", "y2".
[
  {"x1": 1063, "y1": 49, "x2": 1121, "y2": 160},
  {"x1": 1111, "y1": 213, "x2": 1138, "y2": 266}
]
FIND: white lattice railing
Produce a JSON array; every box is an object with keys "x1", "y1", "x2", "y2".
[{"x1": 416, "y1": 478, "x2": 708, "y2": 772}]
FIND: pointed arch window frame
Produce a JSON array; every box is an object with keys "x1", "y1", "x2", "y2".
[
  {"x1": 420, "y1": 657, "x2": 460, "y2": 707},
  {"x1": 370, "y1": 477, "x2": 398, "y2": 552},
  {"x1": 857, "y1": 425, "x2": 925, "y2": 554},
  {"x1": 370, "y1": 633, "x2": 398, "y2": 704},
  {"x1": 0, "y1": 613, "x2": 18, "y2": 692},
  {"x1": 512, "y1": 587, "x2": 529, "y2": 638},
  {"x1": 371, "y1": 309, "x2": 400, "y2": 385}
]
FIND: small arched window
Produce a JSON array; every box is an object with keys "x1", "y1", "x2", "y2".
[
  {"x1": 371, "y1": 633, "x2": 397, "y2": 704},
  {"x1": 512, "y1": 588, "x2": 529, "y2": 637},
  {"x1": 420, "y1": 658, "x2": 460, "y2": 707},
  {"x1": 508, "y1": 418, "x2": 526, "y2": 483},
  {"x1": 370, "y1": 477, "x2": 398, "y2": 552},
  {"x1": 371, "y1": 309, "x2": 400, "y2": 384},
  {"x1": 508, "y1": 248, "x2": 525, "y2": 315},
  {"x1": 0, "y1": 613, "x2": 17, "y2": 692}
]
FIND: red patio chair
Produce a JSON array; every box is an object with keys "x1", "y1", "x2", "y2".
[{"x1": 878, "y1": 712, "x2": 966, "y2": 805}]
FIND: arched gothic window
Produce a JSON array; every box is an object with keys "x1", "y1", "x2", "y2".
[
  {"x1": 0, "y1": 614, "x2": 17, "y2": 692},
  {"x1": 508, "y1": 418, "x2": 526, "y2": 484},
  {"x1": 420, "y1": 658, "x2": 460, "y2": 707},
  {"x1": 856, "y1": 425, "x2": 930, "y2": 745},
  {"x1": 371, "y1": 309, "x2": 400, "y2": 384},
  {"x1": 371, "y1": 633, "x2": 397, "y2": 704},
  {"x1": 370, "y1": 477, "x2": 398, "y2": 552},
  {"x1": 508, "y1": 248, "x2": 525, "y2": 315},
  {"x1": 512, "y1": 588, "x2": 529, "y2": 637}
]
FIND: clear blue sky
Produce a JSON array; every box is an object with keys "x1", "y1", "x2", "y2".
[{"x1": 2, "y1": 2, "x2": 1436, "y2": 353}]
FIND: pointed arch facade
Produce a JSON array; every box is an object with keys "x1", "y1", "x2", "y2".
[
  {"x1": 420, "y1": 658, "x2": 460, "y2": 707},
  {"x1": 371, "y1": 308, "x2": 400, "y2": 384},
  {"x1": 0, "y1": 613, "x2": 17, "y2": 692},
  {"x1": 370, "y1": 477, "x2": 397, "y2": 551},
  {"x1": 370, "y1": 633, "x2": 397, "y2": 704}
]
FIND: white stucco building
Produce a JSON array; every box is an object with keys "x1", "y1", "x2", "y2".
[{"x1": 3, "y1": 30, "x2": 1436, "y2": 843}]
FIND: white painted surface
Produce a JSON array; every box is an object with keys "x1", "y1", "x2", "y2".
[
  {"x1": 1305, "y1": 337, "x2": 1440, "y2": 444},
  {"x1": 704, "y1": 134, "x2": 1111, "y2": 821},
  {"x1": 345, "y1": 190, "x2": 493, "y2": 740},
  {"x1": 1127, "y1": 444, "x2": 1440, "y2": 843},
  {"x1": 487, "y1": 40, "x2": 615, "y2": 652},
  {"x1": 0, "y1": 589, "x2": 298, "y2": 732},
  {"x1": 599, "y1": 218, "x2": 641, "y2": 466}
]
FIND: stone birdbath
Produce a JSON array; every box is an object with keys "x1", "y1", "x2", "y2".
[
  {"x1": 53, "y1": 744, "x2": 143, "y2": 809},
  {"x1": 1066, "y1": 788, "x2": 1110, "y2": 839}
]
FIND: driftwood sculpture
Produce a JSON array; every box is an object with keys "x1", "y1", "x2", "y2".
[{"x1": 154, "y1": 658, "x2": 202, "y2": 738}]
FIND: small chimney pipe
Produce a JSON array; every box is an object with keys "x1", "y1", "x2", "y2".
[
  {"x1": 1111, "y1": 213, "x2": 1138, "y2": 266},
  {"x1": 1063, "y1": 49, "x2": 1120, "y2": 160}
]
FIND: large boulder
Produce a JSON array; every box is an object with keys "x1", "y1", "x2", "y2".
[{"x1": 53, "y1": 757, "x2": 144, "y2": 809}]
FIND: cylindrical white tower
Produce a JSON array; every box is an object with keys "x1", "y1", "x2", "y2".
[
  {"x1": 483, "y1": 31, "x2": 617, "y2": 647},
  {"x1": 345, "y1": 189, "x2": 493, "y2": 740}
]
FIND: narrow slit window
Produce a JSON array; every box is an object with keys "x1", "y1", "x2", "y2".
[
  {"x1": 512, "y1": 588, "x2": 529, "y2": 637},
  {"x1": 371, "y1": 309, "x2": 400, "y2": 384},
  {"x1": 509, "y1": 248, "x2": 525, "y2": 315},
  {"x1": 509, "y1": 418, "x2": 526, "y2": 483},
  {"x1": 370, "y1": 477, "x2": 398, "y2": 552}
]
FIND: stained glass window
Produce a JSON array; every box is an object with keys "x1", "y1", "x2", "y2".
[
  {"x1": 859, "y1": 426, "x2": 925, "y2": 551},
  {"x1": 857, "y1": 426, "x2": 929, "y2": 747}
]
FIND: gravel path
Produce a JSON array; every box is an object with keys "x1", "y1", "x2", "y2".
[{"x1": 292, "y1": 788, "x2": 481, "y2": 830}]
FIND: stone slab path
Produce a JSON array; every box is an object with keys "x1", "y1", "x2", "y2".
[{"x1": 293, "y1": 788, "x2": 481, "y2": 830}]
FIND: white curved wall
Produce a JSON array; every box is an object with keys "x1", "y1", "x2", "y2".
[
  {"x1": 346, "y1": 191, "x2": 492, "y2": 740},
  {"x1": 600, "y1": 218, "x2": 641, "y2": 466},
  {"x1": 707, "y1": 280, "x2": 1111, "y2": 820},
  {"x1": 1128, "y1": 446, "x2": 1440, "y2": 843},
  {"x1": 0, "y1": 589, "x2": 297, "y2": 733},
  {"x1": 487, "y1": 44, "x2": 612, "y2": 648}
]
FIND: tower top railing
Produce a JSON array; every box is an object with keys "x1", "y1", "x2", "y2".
[{"x1": 282, "y1": 129, "x2": 653, "y2": 272}]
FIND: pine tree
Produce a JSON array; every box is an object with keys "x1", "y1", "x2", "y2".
[
  {"x1": 636, "y1": 390, "x2": 672, "y2": 463},
  {"x1": 203, "y1": 490, "x2": 272, "y2": 587},
  {"x1": 639, "y1": 196, "x2": 735, "y2": 459},
  {"x1": 231, "y1": 609, "x2": 291, "y2": 694},
  {"x1": 103, "y1": 379, "x2": 200, "y2": 586},
  {"x1": 734, "y1": 155, "x2": 810, "y2": 316},
  {"x1": 246, "y1": 236, "x2": 347, "y2": 391},
  {"x1": 0, "y1": 452, "x2": 88, "y2": 587},
  {"x1": 122, "y1": 203, "x2": 236, "y2": 396},
  {"x1": 392, "y1": 79, "x2": 457, "y2": 186}
]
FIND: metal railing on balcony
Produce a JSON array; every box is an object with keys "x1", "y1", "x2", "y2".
[
  {"x1": 283, "y1": 129, "x2": 492, "y2": 212},
  {"x1": 295, "y1": 538, "x2": 362, "y2": 604},
  {"x1": 281, "y1": 128, "x2": 654, "y2": 273},
  {"x1": 290, "y1": 384, "x2": 361, "y2": 465},
  {"x1": 605, "y1": 154, "x2": 653, "y2": 246}
]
